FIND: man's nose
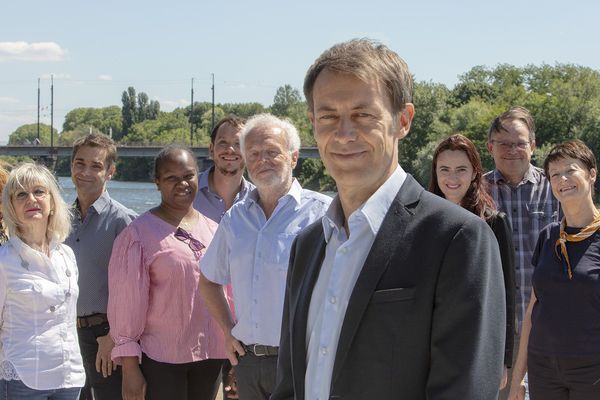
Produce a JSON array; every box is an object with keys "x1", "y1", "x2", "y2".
[{"x1": 335, "y1": 118, "x2": 357, "y2": 142}]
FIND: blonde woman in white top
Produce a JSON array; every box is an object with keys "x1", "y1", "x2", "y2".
[{"x1": 0, "y1": 163, "x2": 84, "y2": 399}]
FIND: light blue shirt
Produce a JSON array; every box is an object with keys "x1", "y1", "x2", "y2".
[
  {"x1": 201, "y1": 179, "x2": 331, "y2": 346},
  {"x1": 192, "y1": 166, "x2": 254, "y2": 223},
  {"x1": 305, "y1": 165, "x2": 406, "y2": 400}
]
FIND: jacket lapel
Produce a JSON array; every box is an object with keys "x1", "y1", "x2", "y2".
[
  {"x1": 331, "y1": 175, "x2": 423, "y2": 386},
  {"x1": 290, "y1": 225, "x2": 327, "y2": 396}
]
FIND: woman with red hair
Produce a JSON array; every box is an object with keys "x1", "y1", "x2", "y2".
[{"x1": 429, "y1": 133, "x2": 516, "y2": 388}]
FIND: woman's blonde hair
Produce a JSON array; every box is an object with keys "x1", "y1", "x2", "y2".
[{"x1": 2, "y1": 163, "x2": 72, "y2": 243}]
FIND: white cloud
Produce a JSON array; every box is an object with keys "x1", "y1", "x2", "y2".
[
  {"x1": 0, "y1": 41, "x2": 66, "y2": 62},
  {"x1": 40, "y1": 73, "x2": 72, "y2": 80},
  {"x1": 0, "y1": 97, "x2": 19, "y2": 104},
  {"x1": 98, "y1": 74, "x2": 113, "y2": 81}
]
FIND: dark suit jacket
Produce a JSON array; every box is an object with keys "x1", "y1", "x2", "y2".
[
  {"x1": 487, "y1": 211, "x2": 516, "y2": 368},
  {"x1": 272, "y1": 175, "x2": 506, "y2": 400}
]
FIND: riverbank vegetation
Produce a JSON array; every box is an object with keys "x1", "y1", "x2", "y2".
[{"x1": 7, "y1": 63, "x2": 600, "y2": 193}]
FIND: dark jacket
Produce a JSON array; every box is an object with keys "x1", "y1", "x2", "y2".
[{"x1": 272, "y1": 175, "x2": 506, "y2": 400}]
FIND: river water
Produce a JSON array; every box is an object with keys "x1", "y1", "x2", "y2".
[
  {"x1": 58, "y1": 177, "x2": 334, "y2": 213},
  {"x1": 58, "y1": 177, "x2": 160, "y2": 214}
]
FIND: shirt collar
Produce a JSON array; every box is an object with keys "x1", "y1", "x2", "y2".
[
  {"x1": 9, "y1": 235, "x2": 59, "y2": 259},
  {"x1": 492, "y1": 164, "x2": 538, "y2": 185},
  {"x1": 199, "y1": 166, "x2": 254, "y2": 196},
  {"x1": 75, "y1": 190, "x2": 111, "y2": 216},
  {"x1": 198, "y1": 166, "x2": 213, "y2": 191},
  {"x1": 246, "y1": 178, "x2": 302, "y2": 210},
  {"x1": 322, "y1": 165, "x2": 406, "y2": 241}
]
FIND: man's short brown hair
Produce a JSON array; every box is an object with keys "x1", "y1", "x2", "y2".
[
  {"x1": 304, "y1": 38, "x2": 413, "y2": 114},
  {"x1": 488, "y1": 106, "x2": 536, "y2": 142},
  {"x1": 210, "y1": 115, "x2": 245, "y2": 143},
  {"x1": 71, "y1": 133, "x2": 117, "y2": 168}
]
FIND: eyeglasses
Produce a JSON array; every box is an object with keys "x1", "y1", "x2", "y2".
[
  {"x1": 14, "y1": 188, "x2": 49, "y2": 202},
  {"x1": 490, "y1": 140, "x2": 531, "y2": 151},
  {"x1": 174, "y1": 227, "x2": 205, "y2": 257}
]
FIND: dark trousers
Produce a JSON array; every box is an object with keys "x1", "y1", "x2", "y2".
[
  {"x1": 234, "y1": 353, "x2": 277, "y2": 400},
  {"x1": 528, "y1": 352, "x2": 600, "y2": 400},
  {"x1": 140, "y1": 353, "x2": 223, "y2": 400},
  {"x1": 77, "y1": 322, "x2": 122, "y2": 400}
]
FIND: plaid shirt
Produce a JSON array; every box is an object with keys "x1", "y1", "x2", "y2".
[{"x1": 484, "y1": 165, "x2": 559, "y2": 330}]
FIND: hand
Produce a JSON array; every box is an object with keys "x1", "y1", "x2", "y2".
[
  {"x1": 122, "y1": 362, "x2": 146, "y2": 400},
  {"x1": 499, "y1": 366, "x2": 508, "y2": 389},
  {"x1": 224, "y1": 332, "x2": 245, "y2": 366},
  {"x1": 224, "y1": 367, "x2": 239, "y2": 399},
  {"x1": 96, "y1": 334, "x2": 117, "y2": 378},
  {"x1": 507, "y1": 382, "x2": 526, "y2": 400}
]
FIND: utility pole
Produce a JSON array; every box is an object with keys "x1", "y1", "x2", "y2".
[
  {"x1": 36, "y1": 78, "x2": 40, "y2": 141},
  {"x1": 50, "y1": 75, "x2": 54, "y2": 150},
  {"x1": 190, "y1": 77, "x2": 194, "y2": 147},
  {"x1": 211, "y1": 73, "x2": 215, "y2": 133}
]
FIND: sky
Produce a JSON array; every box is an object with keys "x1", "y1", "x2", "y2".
[{"x1": 1, "y1": 0, "x2": 599, "y2": 144}]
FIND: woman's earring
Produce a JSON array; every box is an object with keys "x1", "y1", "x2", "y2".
[{"x1": 50, "y1": 209, "x2": 55, "y2": 216}]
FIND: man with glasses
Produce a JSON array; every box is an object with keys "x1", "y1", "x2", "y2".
[
  {"x1": 199, "y1": 114, "x2": 330, "y2": 400},
  {"x1": 485, "y1": 106, "x2": 559, "y2": 399},
  {"x1": 66, "y1": 133, "x2": 136, "y2": 400}
]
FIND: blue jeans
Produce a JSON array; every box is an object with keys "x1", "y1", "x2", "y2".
[{"x1": 0, "y1": 380, "x2": 81, "y2": 400}]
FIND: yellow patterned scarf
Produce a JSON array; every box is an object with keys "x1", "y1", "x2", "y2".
[{"x1": 555, "y1": 212, "x2": 600, "y2": 279}]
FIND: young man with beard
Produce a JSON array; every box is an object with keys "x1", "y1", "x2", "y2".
[
  {"x1": 194, "y1": 115, "x2": 254, "y2": 399},
  {"x1": 193, "y1": 115, "x2": 254, "y2": 223}
]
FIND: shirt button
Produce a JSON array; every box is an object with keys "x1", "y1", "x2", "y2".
[
  {"x1": 76, "y1": 238, "x2": 80, "y2": 242},
  {"x1": 329, "y1": 296, "x2": 336, "y2": 304},
  {"x1": 321, "y1": 347, "x2": 328, "y2": 355},
  {"x1": 49, "y1": 306, "x2": 56, "y2": 312},
  {"x1": 65, "y1": 269, "x2": 71, "y2": 277}
]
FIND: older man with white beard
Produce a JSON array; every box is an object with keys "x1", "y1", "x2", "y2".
[{"x1": 199, "y1": 114, "x2": 331, "y2": 400}]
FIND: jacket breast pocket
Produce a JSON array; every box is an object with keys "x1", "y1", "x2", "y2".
[{"x1": 370, "y1": 287, "x2": 415, "y2": 304}]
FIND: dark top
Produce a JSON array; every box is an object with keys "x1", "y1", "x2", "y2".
[
  {"x1": 487, "y1": 211, "x2": 516, "y2": 367},
  {"x1": 529, "y1": 222, "x2": 600, "y2": 357}
]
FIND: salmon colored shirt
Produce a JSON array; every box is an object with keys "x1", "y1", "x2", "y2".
[{"x1": 108, "y1": 211, "x2": 225, "y2": 364}]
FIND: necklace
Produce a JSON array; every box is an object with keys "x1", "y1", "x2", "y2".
[{"x1": 153, "y1": 206, "x2": 199, "y2": 229}]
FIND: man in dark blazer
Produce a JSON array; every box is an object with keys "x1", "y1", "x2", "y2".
[{"x1": 271, "y1": 39, "x2": 506, "y2": 400}]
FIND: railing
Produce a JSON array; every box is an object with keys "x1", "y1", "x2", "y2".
[{"x1": 0, "y1": 145, "x2": 321, "y2": 159}]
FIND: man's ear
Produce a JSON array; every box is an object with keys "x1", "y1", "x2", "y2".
[
  {"x1": 208, "y1": 143, "x2": 215, "y2": 160},
  {"x1": 395, "y1": 103, "x2": 415, "y2": 140},
  {"x1": 290, "y1": 150, "x2": 299, "y2": 169},
  {"x1": 107, "y1": 164, "x2": 116, "y2": 181},
  {"x1": 308, "y1": 111, "x2": 315, "y2": 127}
]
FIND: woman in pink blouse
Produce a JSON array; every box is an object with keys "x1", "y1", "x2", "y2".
[{"x1": 108, "y1": 145, "x2": 225, "y2": 400}]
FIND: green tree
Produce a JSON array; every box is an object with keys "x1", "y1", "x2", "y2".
[
  {"x1": 271, "y1": 85, "x2": 302, "y2": 117},
  {"x1": 62, "y1": 106, "x2": 122, "y2": 138},
  {"x1": 8, "y1": 123, "x2": 56, "y2": 145},
  {"x1": 121, "y1": 87, "x2": 137, "y2": 136}
]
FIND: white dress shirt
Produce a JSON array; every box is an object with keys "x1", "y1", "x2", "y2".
[
  {"x1": 0, "y1": 237, "x2": 85, "y2": 390},
  {"x1": 202, "y1": 179, "x2": 331, "y2": 346},
  {"x1": 305, "y1": 165, "x2": 406, "y2": 400}
]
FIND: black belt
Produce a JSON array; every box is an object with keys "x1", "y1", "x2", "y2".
[
  {"x1": 77, "y1": 313, "x2": 108, "y2": 329},
  {"x1": 243, "y1": 343, "x2": 279, "y2": 357}
]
